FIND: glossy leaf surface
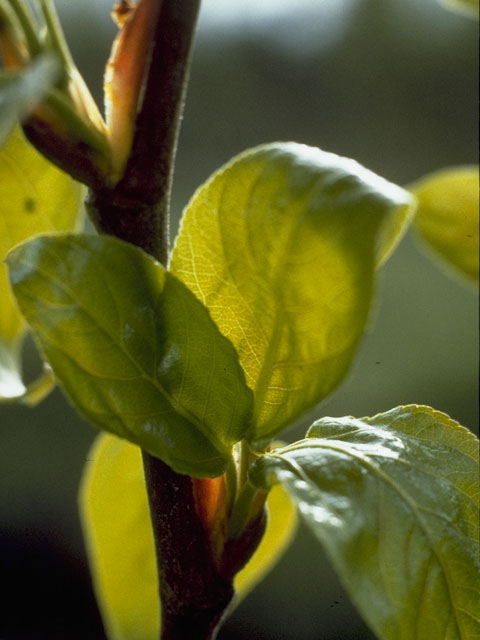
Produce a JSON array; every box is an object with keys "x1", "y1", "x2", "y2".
[
  {"x1": 171, "y1": 143, "x2": 415, "y2": 446},
  {"x1": 0, "y1": 129, "x2": 83, "y2": 401},
  {"x1": 411, "y1": 166, "x2": 479, "y2": 283},
  {"x1": 80, "y1": 433, "x2": 298, "y2": 640},
  {"x1": 249, "y1": 405, "x2": 480, "y2": 640},
  {"x1": 0, "y1": 56, "x2": 58, "y2": 145},
  {"x1": 7, "y1": 233, "x2": 253, "y2": 476}
]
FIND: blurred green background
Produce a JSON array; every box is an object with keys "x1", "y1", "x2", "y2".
[{"x1": 0, "y1": 0, "x2": 478, "y2": 638}]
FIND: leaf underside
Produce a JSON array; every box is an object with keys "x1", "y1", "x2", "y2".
[{"x1": 171, "y1": 143, "x2": 415, "y2": 447}]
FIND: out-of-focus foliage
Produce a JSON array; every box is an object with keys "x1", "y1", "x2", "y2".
[
  {"x1": 0, "y1": 129, "x2": 83, "y2": 403},
  {"x1": 410, "y1": 166, "x2": 479, "y2": 283},
  {"x1": 439, "y1": 0, "x2": 479, "y2": 18},
  {"x1": 0, "y1": 56, "x2": 58, "y2": 145}
]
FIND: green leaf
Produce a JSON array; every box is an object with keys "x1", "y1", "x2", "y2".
[
  {"x1": 171, "y1": 143, "x2": 415, "y2": 447},
  {"x1": 0, "y1": 55, "x2": 59, "y2": 145},
  {"x1": 410, "y1": 166, "x2": 479, "y2": 283},
  {"x1": 0, "y1": 128, "x2": 84, "y2": 402},
  {"x1": 7, "y1": 233, "x2": 253, "y2": 476},
  {"x1": 438, "y1": 0, "x2": 479, "y2": 18},
  {"x1": 80, "y1": 432, "x2": 297, "y2": 640},
  {"x1": 80, "y1": 434, "x2": 160, "y2": 640},
  {"x1": 249, "y1": 405, "x2": 480, "y2": 640}
]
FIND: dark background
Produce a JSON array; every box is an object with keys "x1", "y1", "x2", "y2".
[{"x1": 1, "y1": 0, "x2": 478, "y2": 638}]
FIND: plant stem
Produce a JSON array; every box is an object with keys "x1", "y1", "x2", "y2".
[
  {"x1": 6, "y1": 0, "x2": 42, "y2": 56},
  {"x1": 86, "y1": 1, "x2": 237, "y2": 638},
  {"x1": 142, "y1": 455, "x2": 234, "y2": 640},
  {"x1": 86, "y1": 0, "x2": 201, "y2": 264},
  {"x1": 39, "y1": 0, "x2": 75, "y2": 71}
]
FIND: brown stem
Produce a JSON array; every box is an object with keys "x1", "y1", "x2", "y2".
[
  {"x1": 142, "y1": 455, "x2": 234, "y2": 640},
  {"x1": 86, "y1": 2, "x2": 238, "y2": 638},
  {"x1": 87, "y1": 0, "x2": 201, "y2": 264}
]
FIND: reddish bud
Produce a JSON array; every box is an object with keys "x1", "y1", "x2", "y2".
[{"x1": 104, "y1": 0, "x2": 162, "y2": 182}]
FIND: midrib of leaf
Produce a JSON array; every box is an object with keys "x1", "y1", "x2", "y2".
[
  {"x1": 17, "y1": 252, "x2": 230, "y2": 456},
  {"x1": 268, "y1": 441, "x2": 470, "y2": 636},
  {"x1": 248, "y1": 181, "x2": 315, "y2": 430},
  {"x1": 217, "y1": 169, "x2": 271, "y2": 389},
  {"x1": 252, "y1": 301, "x2": 284, "y2": 423}
]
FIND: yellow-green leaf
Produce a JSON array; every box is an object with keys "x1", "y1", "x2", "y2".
[
  {"x1": 250, "y1": 405, "x2": 480, "y2": 640},
  {"x1": 7, "y1": 233, "x2": 253, "y2": 476},
  {"x1": 0, "y1": 128, "x2": 84, "y2": 402},
  {"x1": 80, "y1": 433, "x2": 297, "y2": 640},
  {"x1": 80, "y1": 434, "x2": 160, "y2": 640},
  {"x1": 171, "y1": 143, "x2": 415, "y2": 447},
  {"x1": 410, "y1": 166, "x2": 479, "y2": 283}
]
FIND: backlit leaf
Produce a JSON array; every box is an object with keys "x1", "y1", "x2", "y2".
[
  {"x1": 80, "y1": 434, "x2": 159, "y2": 640},
  {"x1": 0, "y1": 128, "x2": 83, "y2": 402},
  {"x1": 410, "y1": 166, "x2": 479, "y2": 283},
  {"x1": 80, "y1": 433, "x2": 297, "y2": 640},
  {"x1": 171, "y1": 143, "x2": 415, "y2": 447},
  {"x1": 249, "y1": 405, "x2": 480, "y2": 640},
  {"x1": 7, "y1": 233, "x2": 253, "y2": 476}
]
